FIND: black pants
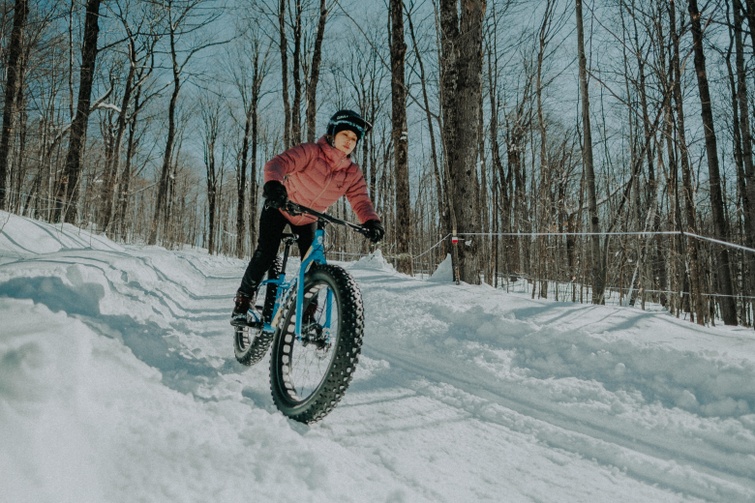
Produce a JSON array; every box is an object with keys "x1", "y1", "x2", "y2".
[{"x1": 238, "y1": 205, "x2": 316, "y2": 294}]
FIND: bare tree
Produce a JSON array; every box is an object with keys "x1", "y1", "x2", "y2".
[
  {"x1": 305, "y1": 0, "x2": 326, "y2": 142},
  {"x1": 484, "y1": 3, "x2": 505, "y2": 287},
  {"x1": 53, "y1": 0, "x2": 102, "y2": 223},
  {"x1": 665, "y1": 0, "x2": 704, "y2": 322},
  {"x1": 97, "y1": 0, "x2": 162, "y2": 234},
  {"x1": 534, "y1": 0, "x2": 560, "y2": 298},
  {"x1": 277, "y1": 0, "x2": 329, "y2": 146},
  {"x1": 390, "y1": 0, "x2": 411, "y2": 273},
  {"x1": 730, "y1": 0, "x2": 755, "y2": 324},
  {"x1": 0, "y1": 0, "x2": 28, "y2": 210},
  {"x1": 688, "y1": 0, "x2": 737, "y2": 325},
  {"x1": 326, "y1": 11, "x2": 390, "y2": 258},
  {"x1": 618, "y1": 0, "x2": 653, "y2": 307},
  {"x1": 201, "y1": 93, "x2": 221, "y2": 254},
  {"x1": 1, "y1": 0, "x2": 751, "y2": 325},
  {"x1": 148, "y1": 0, "x2": 224, "y2": 245},
  {"x1": 406, "y1": 0, "x2": 446, "y2": 256},
  {"x1": 439, "y1": 0, "x2": 485, "y2": 284},
  {"x1": 575, "y1": 0, "x2": 605, "y2": 303},
  {"x1": 228, "y1": 26, "x2": 271, "y2": 258},
  {"x1": 20, "y1": 4, "x2": 74, "y2": 221},
  {"x1": 278, "y1": 0, "x2": 292, "y2": 147}
]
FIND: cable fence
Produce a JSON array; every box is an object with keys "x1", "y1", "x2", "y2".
[
  {"x1": 398, "y1": 229, "x2": 754, "y2": 328},
  {"x1": 5, "y1": 191, "x2": 752, "y2": 327}
]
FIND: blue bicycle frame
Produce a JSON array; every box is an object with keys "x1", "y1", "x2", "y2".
[
  {"x1": 260, "y1": 222, "x2": 330, "y2": 340},
  {"x1": 253, "y1": 201, "x2": 368, "y2": 340}
]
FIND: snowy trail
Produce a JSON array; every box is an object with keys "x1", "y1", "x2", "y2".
[
  {"x1": 349, "y1": 267, "x2": 755, "y2": 502},
  {"x1": 2, "y1": 211, "x2": 755, "y2": 502}
]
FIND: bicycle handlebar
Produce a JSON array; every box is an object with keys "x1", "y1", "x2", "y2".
[{"x1": 282, "y1": 201, "x2": 368, "y2": 236}]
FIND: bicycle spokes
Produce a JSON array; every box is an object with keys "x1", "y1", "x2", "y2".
[
  {"x1": 269, "y1": 264, "x2": 364, "y2": 423},
  {"x1": 289, "y1": 283, "x2": 339, "y2": 395}
]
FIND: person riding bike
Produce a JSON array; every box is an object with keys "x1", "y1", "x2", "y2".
[{"x1": 232, "y1": 109, "x2": 384, "y2": 325}]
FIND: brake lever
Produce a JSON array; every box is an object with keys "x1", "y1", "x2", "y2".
[{"x1": 283, "y1": 201, "x2": 302, "y2": 215}]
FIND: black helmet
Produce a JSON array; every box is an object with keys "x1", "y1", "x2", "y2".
[{"x1": 326, "y1": 109, "x2": 372, "y2": 141}]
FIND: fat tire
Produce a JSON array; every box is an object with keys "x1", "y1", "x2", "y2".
[
  {"x1": 269, "y1": 263, "x2": 364, "y2": 423},
  {"x1": 233, "y1": 257, "x2": 282, "y2": 366}
]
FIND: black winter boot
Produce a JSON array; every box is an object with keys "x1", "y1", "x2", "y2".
[{"x1": 231, "y1": 290, "x2": 257, "y2": 326}]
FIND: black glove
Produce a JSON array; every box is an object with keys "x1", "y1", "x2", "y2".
[
  {"x1": 263, "y1": 181, "x2": 287, "y2": 209},
  {"x1": 362, "y1": 219, "x2": 384, "y2": 243}
]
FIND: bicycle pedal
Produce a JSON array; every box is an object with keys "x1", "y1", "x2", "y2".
[{"x1": 231, "y1": 312, "x2": 263, "y2": 328}]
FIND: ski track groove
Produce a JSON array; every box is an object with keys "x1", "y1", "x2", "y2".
[{"x1": 362, "y1": 342, "x2": 755, "y2": 503}]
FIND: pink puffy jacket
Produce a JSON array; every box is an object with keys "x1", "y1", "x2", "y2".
[{"x1": 264, "y1": 136, "x2": 380, "y2": 226}]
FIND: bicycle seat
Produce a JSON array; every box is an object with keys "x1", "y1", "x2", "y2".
[{"x1": 281, "y1": 232, "x2": 298, "y2": 245}]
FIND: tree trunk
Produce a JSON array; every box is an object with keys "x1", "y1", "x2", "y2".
[
  {"x1": 202, "y1": 98, "x2": 220, "y2": 255},
  {"x1": 575, "y1": 0, "x2": 605, "y2": 303},
  {"x1": 101, "y1": 39, "x2": 136, "y2": 233},
  {"x1": 485, "y1": 22, "x2": 506, "y2": 285},
  {"x1": 390, "y1": 0, "x2": 412, "y2": 274},
  {"x1": 54, "y1": 0, "x2": 101, "y2": 224},
  {"x1": 279, "y1": 0, "x2": 291, "y2": 148},
  {"x1": 732, "y1": 0, "x2": 755, "y2": 327},
  {"x1": 406, "y1": 5, "x2": 446, "y2": 258},
  {"x1": 670, "y1": 0, "x2": 705, "y2": 324},
  {"x1": 0, "y1": 0, "x2": 28, "y2": 211},
  {"x1": 507, "y1": 93, "x2": 531, "y2": 279},
  {"x1": 237, "y1": 103, "x2": 251, "y2": 258},
  {"x1": 439, "y1": 0, "x2": 485, "y2": 284},
  {"x1": 305, "y1": 0, "x2": 327, "y2": 143},
  {"x1": 149, "y1": 19, "x2": 181, "y2": 245},
  {"x1": 291, "y1": 0, "x2": 302, "y2": 145},
  {"x1": 536, "y1": 0, "x2": 555, "y2": 297},
  {"x1": 688, "y1": 0, "x2": 738, "y2": 325}
]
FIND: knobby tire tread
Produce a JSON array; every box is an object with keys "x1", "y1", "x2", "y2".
[{"x1": 269, "y1": 263, "x2": 364, "y2": 424}]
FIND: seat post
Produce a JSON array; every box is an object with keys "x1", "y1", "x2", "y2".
[{"x1": 280, "y1": 232, "x2": 298, "y2": 271}]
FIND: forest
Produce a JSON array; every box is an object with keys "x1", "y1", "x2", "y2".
[{"x1": 0, "y1": 0, "x2": 753, "y2": 327}]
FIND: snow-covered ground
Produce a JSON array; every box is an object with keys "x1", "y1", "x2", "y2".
[{"x1": 1, "y1": 210, "x2": 754, "y2": 502}]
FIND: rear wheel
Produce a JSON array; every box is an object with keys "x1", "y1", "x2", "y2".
[
  {"x1": 269, "y1": 264, "x2": 364, "y2": 423},
  {"x1": 234, "y1": 258, "x2": 281, "y2": 366}
]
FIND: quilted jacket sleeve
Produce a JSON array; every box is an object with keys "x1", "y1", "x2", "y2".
[
  {"x1": 264, "y1": 143, "x2": 316, "y2": 183},
  {"x1": 344, "y1": 167, "x2": 380, "y2": 224}
]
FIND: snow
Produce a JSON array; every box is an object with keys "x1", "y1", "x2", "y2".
[{"x1": 1, "y1": 210, "x2": 755, "y2": 503}]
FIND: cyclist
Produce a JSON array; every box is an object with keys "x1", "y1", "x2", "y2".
[{"x1": 231, "y1": 109, "x2": 384, "y2": 326}]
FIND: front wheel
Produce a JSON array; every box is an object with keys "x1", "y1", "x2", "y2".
[{"x1": 269, "y1": 264, "x2": 364, "y2": 423}]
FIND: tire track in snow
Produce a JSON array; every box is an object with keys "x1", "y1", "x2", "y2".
[{"x1": 364, "y1": 343, "x2": 753, "y2": 502}]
